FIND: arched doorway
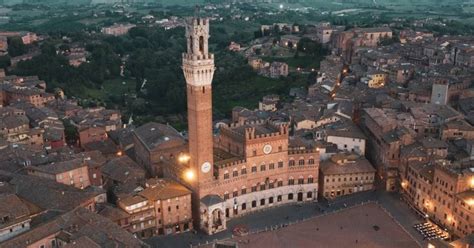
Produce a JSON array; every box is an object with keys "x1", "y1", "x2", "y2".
[
  {"x1": 297, "y1": 192, "x2": 303, "y2": 202},
  {"x1": 209, "y1": 208, "x2": 225, "y2": 234}
]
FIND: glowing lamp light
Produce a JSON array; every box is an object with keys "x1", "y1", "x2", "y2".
[
  {"x1": 470, "y1": 177, "x2": 474, "y2": 188},
  {"x1": 447, "y1": 216, "x2": 453, "y2": 223},
  {"x1": 466, "y1": 198, "x2": 474, "y2": 206},
  {"x1": 184, "y1": 169, "x2": 195, "y2": 181},
  {"x1": 401, "y1": 181, "x2": 407, "y2": 188},
  {"x1": 178, "y1": 154, "x2": 191, "y2": 164},
  {"x1": 116, "y1": 151, "x2": 123, "y2": 156}
]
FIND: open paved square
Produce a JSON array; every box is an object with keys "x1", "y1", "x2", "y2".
[{"x1": 205, "y1": 203, "x2": 421, "y2": 248}]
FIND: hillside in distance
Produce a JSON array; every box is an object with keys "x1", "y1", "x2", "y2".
[
  {"x1": 0, "y1": 0, "x2": 205, "y2": 5},
  {"x1": 0, "y1": 0, "x2": 469, "y2": 6}
]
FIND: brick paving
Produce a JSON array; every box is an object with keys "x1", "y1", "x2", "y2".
[{"x1": 204, "y1": 203, "x2": 421, "y2": 248}]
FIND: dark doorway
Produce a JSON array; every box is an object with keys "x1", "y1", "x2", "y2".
[{"x1": 297, "y1": 192, "x2": 303, "y2": 202}]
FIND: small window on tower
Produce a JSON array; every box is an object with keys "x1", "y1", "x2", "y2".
[
  {"x1": 199, "y1": 36, "x2": 204, "y2": 53},
  {"x1": 189, "y1": 36, "x2": 193, "y2": 53}
]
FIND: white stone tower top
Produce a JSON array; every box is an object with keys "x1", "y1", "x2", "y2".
[{"x1": 182, "y1": 17, "x2": 215, "y2": 87}]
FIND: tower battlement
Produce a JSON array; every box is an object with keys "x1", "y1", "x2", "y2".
[
  {"x1": 184, "y1": 17, "x2": 211, "y2": 58},
  {"x1": 183, "y1": 16, "x2": 214, "y2": 88},
  {"x1": 186, "y1": 17, "x2": 209, "y2": 28}
]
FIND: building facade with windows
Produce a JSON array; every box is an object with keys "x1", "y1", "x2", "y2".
[
  {"x1": 117, "y1": 178, "x2": 192, "y2": 238},
  {"x1": 403, "y1": 160, "x2": 474, "y2": 238},
  {"x1": 319, "y1": 153, "x2": 376, "y2": 199}
]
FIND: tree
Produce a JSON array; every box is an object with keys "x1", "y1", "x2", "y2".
[
  {"x1": 7, "y1": 37, "x2": 26, "y2": 57},
  {"x1": 63, "y1": 119, "x2": 78, "y2": 145},
  {"x1": 0, "y1": 55, "x2": 10, "y2": 68},
  {"x1": 297, "y1": 38, "x2": 328, "y2": 58}
]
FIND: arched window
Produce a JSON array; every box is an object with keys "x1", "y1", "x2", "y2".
[
  {"x1": 223, "y1": 171, "x2": 229, "y2": 180},
  {"x1": 241, "y1": 186, "x2": 247, "y2": 195},
  {"x1": 189, "y1": 36, "x2": 193, "y2": 53},
  {"x1": 288, "y1": 177, "x2": 294, "y2": 185},
  {"x1": 199, "y1": 36, "x2": 204, "y2": 53}
]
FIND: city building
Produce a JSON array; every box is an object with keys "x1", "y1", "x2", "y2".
[
  {"x1": 432, "y1": 81, "x2": 449, "y2": 105},
  {"x1": 101, "y1": 23, "x2": 136, "y2": 36},
  {"x1": 366, "y1": 70, "x2": 387, "y2": 88},
  {"x1": 316, "y1": 25, "x2": 336, "y2": 44},
  {"x1": 70, "y1": 107, "x2": 122, "y2": 147},
  {"x1": 101, "y1": 155, "x2": 147, "y2": 199},
  {"x1": 133, "y1": 122, "x2": 187, "y2": 177},
  {"x1": 0, "y1": 193, "x2": 42, "y2": 242},
  {"x1": 1, "y1": 207, "x2": 147, "y2": 247},
  {"x1": 269, "y1": 61, "x2": 289, "y2": 78},
  {"x1": 404, "y1": 160, "x2": 474, "y2": 238},
  {"x1": 258, "y1": 94, "x2": 279, "y2": 112},
  {"x1": 117, "y1": 178, "x2": 192, "y2": 238},
  {"x1": 326, "y1": 128, "x2": 367, "y2": 156},
  {"x1": 319, "y1": 153, "x2": 376, "y2": 199},
  {"x1": 26, "y1": 158, "x2": 91, "y2": 189},
  {"x1": 332, "y1": 27, "x2": 393, "y2": 62},
  {"x1": 0, "y1": 31, "x2": 38, "y2": 45}
]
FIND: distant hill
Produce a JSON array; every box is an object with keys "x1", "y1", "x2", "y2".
[
  {"x1": 0, "y1": 0, "x2": 467, "y2": 6},
  {"x1": 1, "y1": 0, "x2": 91, "y2": 5}
]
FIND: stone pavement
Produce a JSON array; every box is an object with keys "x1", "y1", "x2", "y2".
[
  {"x1": 145, "y1": 190, "x2": 427, "y2": 248},
  {"x1": 201, "y1": 203, "x2": 420, "y2": 248}
]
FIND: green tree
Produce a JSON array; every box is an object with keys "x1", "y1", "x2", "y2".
[
  {"x1": 7, "y1": 37, "x2": 26, "y2": 57},
  {"x1": 0, "y1": 55, "x2": 11, "y2": 68}
]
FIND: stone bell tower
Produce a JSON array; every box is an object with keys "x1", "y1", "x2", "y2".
[{"x1": 182, "y1": 16, "x2": 215, "y2": 189}]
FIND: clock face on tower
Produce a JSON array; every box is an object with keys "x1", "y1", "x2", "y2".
[
  {"x1": 263, "y1": 144, "x2": 272, "y2": 154},
  {"x1": 201, "y1": 162, "x2": 211, "y2": 173}
]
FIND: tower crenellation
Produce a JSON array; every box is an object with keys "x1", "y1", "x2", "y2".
[{"x1": 183, "y1": 17, "x2": 215, "y2": 88}]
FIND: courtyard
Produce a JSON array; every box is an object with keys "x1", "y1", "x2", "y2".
[{"x1": 202, "y1": 203, "x2": 421, "y2": 248}]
